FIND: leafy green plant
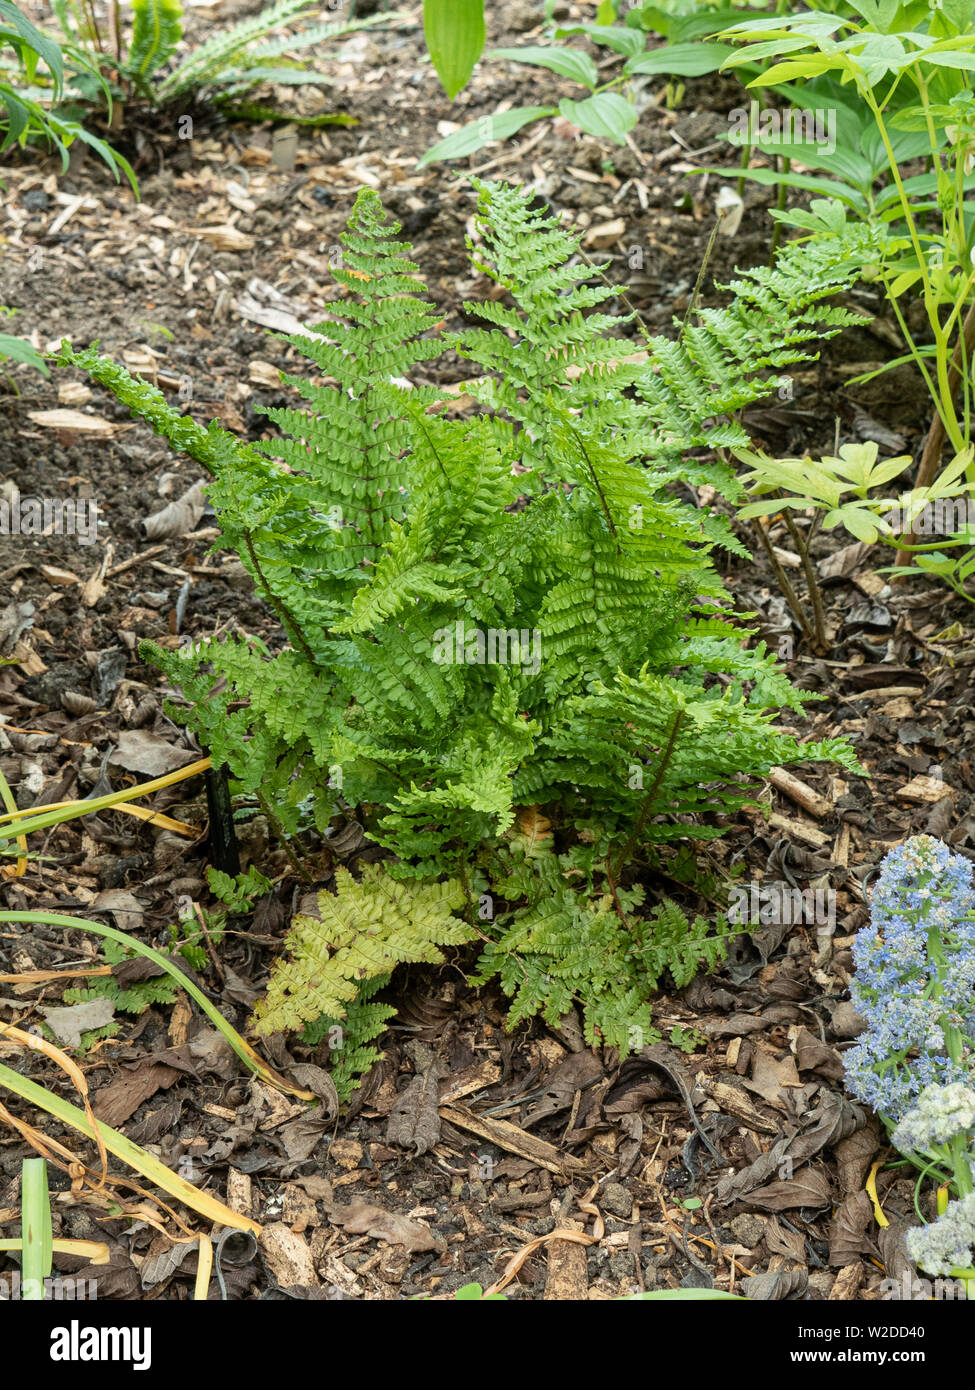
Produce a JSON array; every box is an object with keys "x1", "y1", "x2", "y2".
[
  {"x1": 56, "y1": 179, "x2": 864, "y2": 1075},
  {"x1": 721, "y1": 0, "x2": 975, "y2": 507},
  {"x1": 207, "y1": 864, "x2": 271, "y2": 913},
  {"x1": 477, "y1": 838, "x2": 730, "y2": 1052},
  {"x1": 167, "y1": 904, "x2": 223, "y2": 973},
  {"x1": 63, "y1": 936, "x2": 180, "y2": 1028},
  {"x1": 300, "y1": 974, "x2": 396, "y2": 1104},
  {"x1": 418, "y1": 0, "x2": 772, "y2": 166},
  {"x1": 0, "y1": 0, "x2": 134, "y2": 187},
  {"x1": 253, "y1": 865, "x2": 472, "y2": 1035},
  {"x1": 737, "y1": 438, "x2": 975, "y2": 605},
  {"x1": 669, "y1": 1023, "x2": 708, "y2": 1052},
  {"x1": 0, "y1": 0, "x2": 135, "y2": 377},
  {"x1": 46, "y1": 0, "x2": 401, "y2": 119}
]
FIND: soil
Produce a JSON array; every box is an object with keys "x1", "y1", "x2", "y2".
[{"x1": 1, "y1": 0, "x2": 973, "y2": 1305}]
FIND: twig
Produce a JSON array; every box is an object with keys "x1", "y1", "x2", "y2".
[
  {"x1": 780, "y1": 508, "x2": 828, "y2": 652},
  {"x1": 749, "y1": 517, "x2": 816, "y2": 648}
]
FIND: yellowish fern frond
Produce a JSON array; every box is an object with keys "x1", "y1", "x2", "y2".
[{"x1": 250, "y1": 864, "x2": 473, "y2": 1037}]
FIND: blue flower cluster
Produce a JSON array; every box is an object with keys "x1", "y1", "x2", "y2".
[{"x1": 843, "y1": 836, "x2": 975, "y2": 1122}]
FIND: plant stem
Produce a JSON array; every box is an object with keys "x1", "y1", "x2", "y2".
[
  {"x1": 612, "y1": 708, "x2": 685, "y2": 879},
  {"x1": 680, "y1": 215, "x2": 721, "y2": 341},
  {"x1": 895, "y1": 296, "x2": 975, "y2": 567},
  {"x1": 781, "y1": 508, "x2": 827, "y2": 651},
  {"x1": 242, "y1": 531, "x2": 319, "y2": 666},
  {"x1": 749, "y1": 517, "x2": 816, "y2": 648},
  {"x1": 255, "y1": 790, "x2": 313, "y2": 882}
]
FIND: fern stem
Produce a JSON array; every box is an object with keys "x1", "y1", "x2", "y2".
[
  {"x1": 770, "y1": 156, "x2": 789, "y2": 260},
  {"x1": 612, "y1": 708, "x2": 685, "y2": 880},
  {"x1": 896, "y1": 294, "x2": 975, "y2": 567},
  {"x1": 748, "y1": 517, "x2": 816, "y2": 649},
  {"x1": 736, "y1": 138, "x2": 751, "y2": 200},
  {"x1": 242, "y1": 531, "x2": 320, "y2": 668},
  {"x1": 603, "y1": 855, "x2": 629, "y2": 924},
  {"x1": 569, "y1": 427, "x2": 619, "y2": 547},
  {"x1": 680, "y1": 215, "x2": 721, "y2": 342},
  {"x1": 255, "y1": 790, "x2": 314, "y2": 882}
]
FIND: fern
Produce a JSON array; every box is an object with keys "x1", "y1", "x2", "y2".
[
  {"x1": 47, "y1": 0, "x2": 401, "y2": 112},
  {"x1": 252, "y1": 864, "x2": 474, "y2": 1037},
  {"x1": 301, "y1": 975, "x2": 396, "y2": 1103},
  {"x1": 458, "y1": 178, "x2": 875, "y2": 506},
  {"x1": 63, "y1": 938, "x2": 179, "y2": 1015},
  {"x1": 61, "y1": 181, "x2": 866, "y2": 1069},
  {"x1": 477, "y1": 844, "x2": 730, "y2": 1054},
  {"x1": 155, "y1": 7, "x2": 401, "y2": 103},
  {"x1": 207, "y1": 865, "x2": 271, "y2": 912},
  {"x1": 129, "y1": 0, "x2": 182, "y2": 86}
]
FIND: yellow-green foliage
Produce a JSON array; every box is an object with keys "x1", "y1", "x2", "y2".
[{"x1": 251, "y1": 864, "x2": 474, "y2": 1037}]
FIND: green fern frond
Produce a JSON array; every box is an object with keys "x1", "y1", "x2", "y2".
[{"x1": 129, "y1": 0, "x2": 182, "y2": 84}]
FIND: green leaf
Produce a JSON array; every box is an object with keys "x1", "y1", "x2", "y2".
[
  {"x1": 0, "y1": 333, "x2": 49, "y2": 374},
  {"x1": 922, "y1": 51, "x2": 975, "y2": 73},
  {"x1": 424, "y1": 0, "x2": 485, "y2": 98},
  {"x1": 418, "y1": 105, "x2": 555, "y2": 166},
  {"x1": 0, "y1": 0, "x2": 63, "y2": 96},
  {"x1": 553, "y1": 24, "x2": 644, "y2": 59},
  {"x1": 490, "y1": 44, "x2": 599, "y2": 90},
  {"x1": 822, "y1": 503, "x2": 885, "y2": 542},
  {"x1": 20, "y1": 1158, "x2": 52, "y2": 1300},
  {"x1": 559, "y1": 92, "x2": 636, "y2": 144},
  {"x1": 748, "y1": 55, "x2": 837, "y2": 86},
  {"x1": 626, "y1": 42, "x2": 735, "y2": 77},
  {"x1": 702, "y1": 164, "x2": 870, "y2": 217}
]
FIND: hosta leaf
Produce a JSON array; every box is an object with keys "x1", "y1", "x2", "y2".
[
  {"x1": 424, "y1": 0, "x2": 485, "y2": 98},
  {"x1": 418, "y1": 105, "x2": 555, "y2": 166},
  {"x1": 559, "y1": 92, "x2": 636, "y2": 144},
  {"x1": 490, "y1": 44, "x2": 599, "y2": 90}
]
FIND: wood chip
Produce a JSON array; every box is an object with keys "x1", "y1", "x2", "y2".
[
  {"x1": 766, "y1": 812, "x2": 831, "y2": 849},
  {"x1": 26, "y1": 409, "x2": 115, "y2": 434},
  {"x1": 248, "y1": 359, "x2": 281, "y2": 387},
  {"x1": 439, "y1": 1103, "x2": 588, "y2": 1176},
  {"x1": 582, "y1": 216, "x2": 625, "y2": 249},
  {"x1": 767, "y1": 767, "x2": 833, "y2": 820},
  {"x1": 544, "y1": 1218, "x2": 590, "y2": 1300},
  {"x1": 259, "y1": 1223, "x2": 317, "y2": 1286},
  {"x1": 187, "y1": 223, "x2": 255, "y2": 252},
  {"x1": 225, "y1": 1168, "x2": 254, "y2": 1219},
  {"x1": 898, "y1": 774, "x2": 954, "y2": 804},
  {"x1": 57, "y1": 382, "x2": 92, "y2": 406},
  {"x1": 38, "y1": 565, "x2": 80, "y2": 586},
  {"x1": 697, "y1": 1077, "x2": 779, "y2": 1135}
]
